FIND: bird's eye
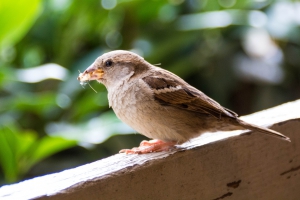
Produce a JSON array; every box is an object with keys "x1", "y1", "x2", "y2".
[{"x1": 105, "y1": 60, "x2": 113, "y2": 67}]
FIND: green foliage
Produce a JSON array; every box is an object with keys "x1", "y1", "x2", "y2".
[
  {"x1": 0, "y1": 0, "x2": 41, "y2": 48},
  {"x1": 0, "y1": 125, "x2": 77, "y2": 183},
  {"x1": 0, "y1": 0, "x2": 78, "y2": 184},
  {"x1": 47, "y1": 110, "x2": 134, "y2": 146}
]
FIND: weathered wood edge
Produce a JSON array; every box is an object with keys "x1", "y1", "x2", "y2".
[{"x1": 0, "y1": 99, "x2": 300, "y2": 200}]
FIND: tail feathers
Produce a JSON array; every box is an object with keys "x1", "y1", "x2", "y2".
[{"x1": 237, "y1": 119, "x2": 291, "y2": 142}]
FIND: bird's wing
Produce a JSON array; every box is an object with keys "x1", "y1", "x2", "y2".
[{"x1": 141, "y1": 73, "x2": 237, "y2": 119}]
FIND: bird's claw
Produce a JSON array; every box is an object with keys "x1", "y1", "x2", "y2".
[{"x1": 119, "y1": 139, "x2": 176, "y2": 154}]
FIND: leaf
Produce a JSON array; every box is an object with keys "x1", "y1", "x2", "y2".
[
  {"x1": 0, "y1": 126, "x2": 19, "y2": 182},
  {"x1": 0, "y1": 124, "x2": 77, "y2": 182},
  {"x1": 0, "y1": 0, "x2": 42, "y2": 49},
  {"x1": 15, "y1": 130, "x2": 38, "y2": 175},
  {"x1": 29, "y1": 136, "x2": 77, "y2": 167}
]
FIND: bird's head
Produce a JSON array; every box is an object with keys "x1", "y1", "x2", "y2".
[{"x1": 77, "y1": 50, "x2": 149, "y2": 88}]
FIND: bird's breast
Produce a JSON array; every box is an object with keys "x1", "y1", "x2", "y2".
[
  {"x1": 109, "y1": 82, "x2": 152, "y2": 127},
  {"x1": 108, "y1": 81, "x2": 183, "y2": 141}
]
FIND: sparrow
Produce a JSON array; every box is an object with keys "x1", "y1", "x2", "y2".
[{"x1": 77, "y1": 50, "x2": 290, "y2": 154}]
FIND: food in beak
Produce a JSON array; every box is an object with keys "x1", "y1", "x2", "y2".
[{"x1": 77, "y1": 69, "x2": 104, "y2": 83}]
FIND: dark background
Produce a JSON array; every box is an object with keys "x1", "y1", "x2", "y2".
[{"x1": 0, "y1": 0, "x2": 299, "y2": 185}]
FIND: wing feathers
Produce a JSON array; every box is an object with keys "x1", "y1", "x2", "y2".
[{"x1": 142, "y1": 74, "x2": 237, "y2": 119}]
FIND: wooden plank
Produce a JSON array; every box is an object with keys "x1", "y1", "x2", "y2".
[{"x1": 1, "y1": 100, "x2": 300, "y2": 200}]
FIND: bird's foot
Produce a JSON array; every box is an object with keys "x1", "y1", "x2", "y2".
[{"x1": 119, "y1": 139, "x2": 176, "y2": 154}]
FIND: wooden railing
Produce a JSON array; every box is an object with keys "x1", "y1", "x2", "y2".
[{"x1": 1, "y1": 100, "x2": 300, "y2": 200}]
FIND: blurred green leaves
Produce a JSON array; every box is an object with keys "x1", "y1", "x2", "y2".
[
  {"x1": 47, "y1": 111, "x2": 134, "y2": 148},
  {"x1": 0, "y1": 125, "x2": 77, "y2": 183},
  {"x1": 0, "y1": 0, "x2": 41, "y2": 49},
  {"x1": 0, "y1": 0, "x2": 79, "y2": 184}
]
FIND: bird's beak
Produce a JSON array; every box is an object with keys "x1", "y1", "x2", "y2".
[{"x1": 77, "y1": 66, "x2": 104, "y2": 82}]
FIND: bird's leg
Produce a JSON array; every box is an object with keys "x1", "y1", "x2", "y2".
[{"x1": 119, "y1": 139, "x2": 176, "y2": 154}]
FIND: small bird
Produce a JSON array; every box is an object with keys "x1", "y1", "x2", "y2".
[{"x1": 78, "y1": 50, "x2": 290, "y2": 154}]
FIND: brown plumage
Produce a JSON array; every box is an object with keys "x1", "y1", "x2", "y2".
[{"x1": 78, "y1": 50, "x2": 290, "y2": 154}]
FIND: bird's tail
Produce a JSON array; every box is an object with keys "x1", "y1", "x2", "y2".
[{"x1": 236, "y1": 119, "x2": 291, "y2": 142}]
